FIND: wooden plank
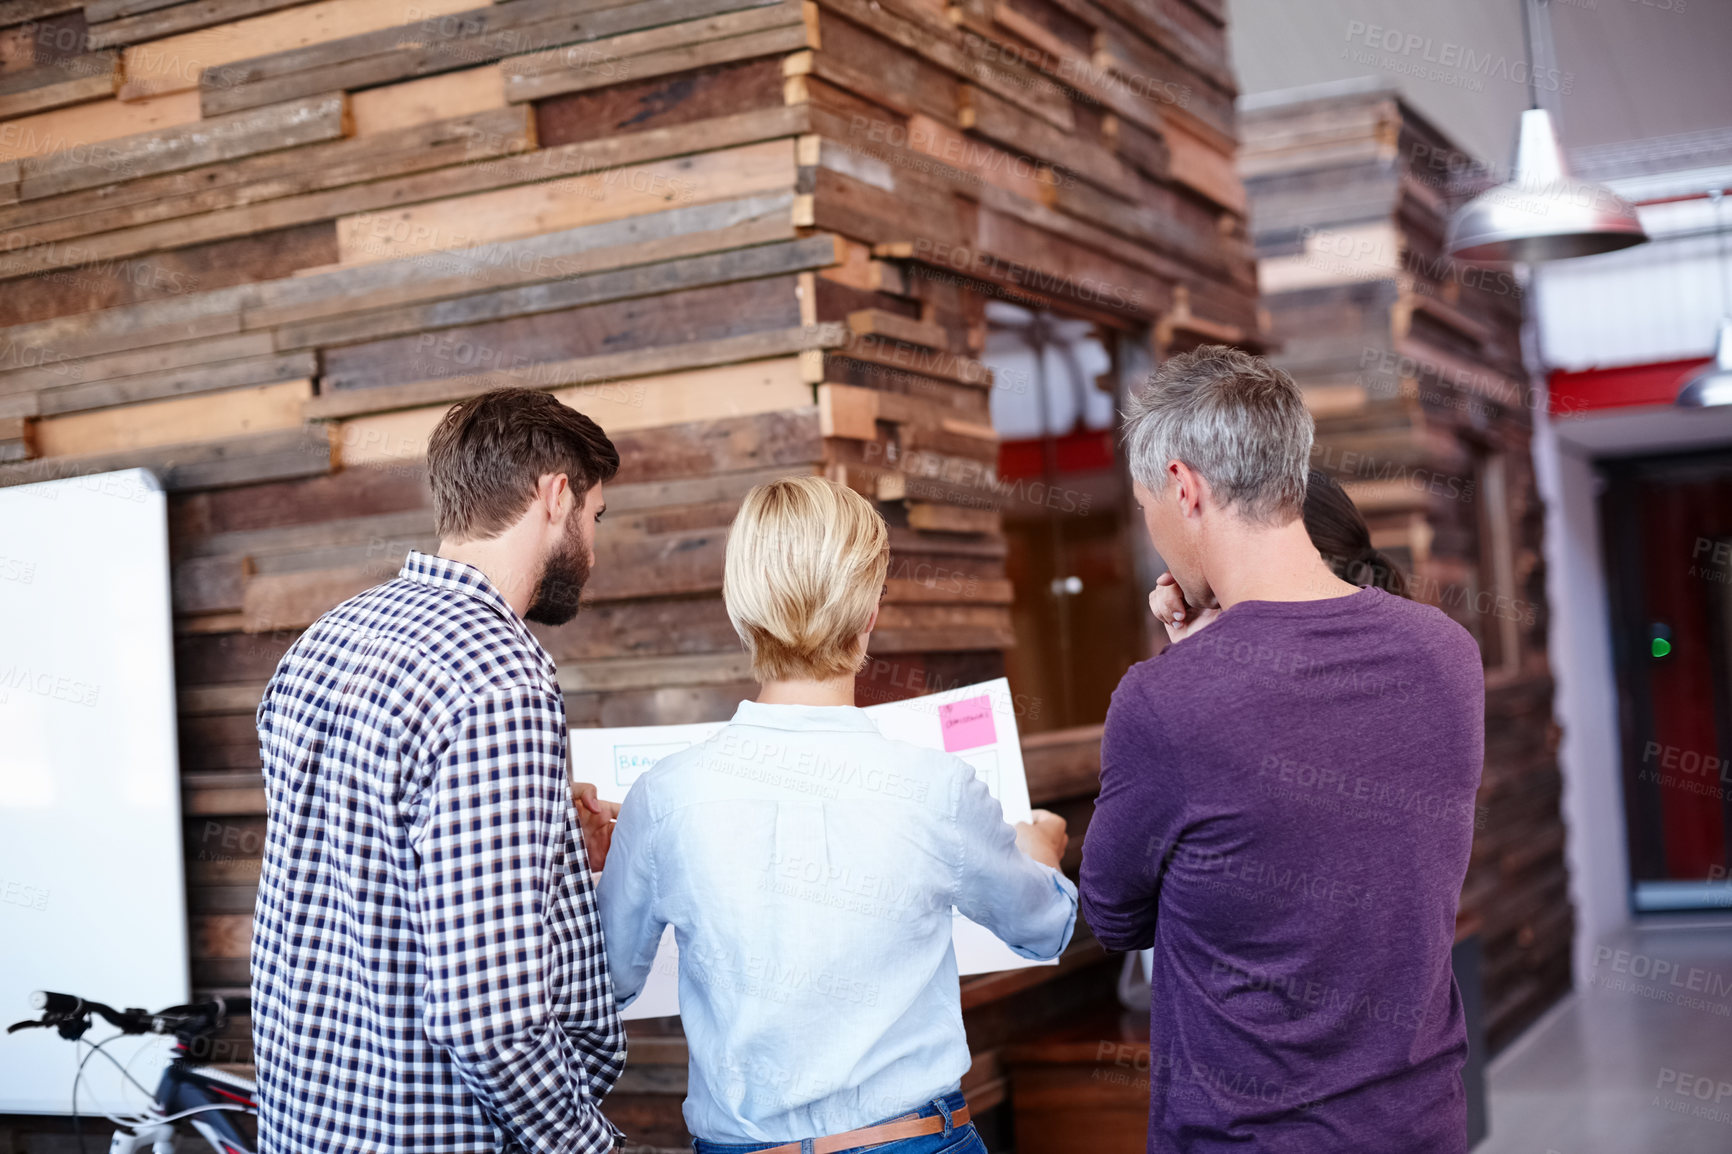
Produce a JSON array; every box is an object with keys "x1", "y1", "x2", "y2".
[
  {"x1": 534, "y1": 56, "x2": 785, "y2": 148},
  {"x1": 828, "y1": 336, "x2": 993, "y2": 388},
  {"x1": 202, "y1": 0, "x2": 642, "y2": 88},
  {"x1": 305, "y1": 323, "x2": 845, "y2": 420},
  {"x1": 181, "y1": 457, "x2": 431, "y2": 536},
  {"x1": 984, "y1": 1, "x2": 1171, "y2": 140},
  {"x1": 556, "y1": 651, "x2": 753, "y2": 693},
  {"x1": 611, "y1": 403, "x2": 822, "y2": 482},
  {"x1": 0, "y1": 105, "x2": 530, "y2": 240},
  {"x1": 1019, "y1": 723, "x2": 1102, "y2": 803},
  {"x1": 174, "y1": 554, "x2": 252, "y2": 615},
  {"x1": 0, "y1": 413, "x2": 33, "y2": 459},
  {"x1": 817, "y1": 382, "x2": 990, "y2": 441},
  {"x1": 333, "y1": 356, "x2": 813, "y2": 467},
  {"x1": 1102, "y1": 112, "x2": 1171, "y2": 181},
  {"x1": 17, "y1": 92, "x2": 351, "y2": 202},
  {"x1": 906, "y1": 502, "x2": 999, "y2": 534},
  {"x1": 0, "y1": 284, "x2": 260, "y2": 376},
  {"x1": 88, "y1": 0, "x2": 202, "y2": 22},
  {"x1": 257, "y1": 191, "x2": 798, "y2": 330},
  {"x1": 0, "y1": 425, "x2": 332, "y2": 491},
  {"x1": 0, "y1": 102, "x2": 807, "y2": 280},
  {"x1": 504, "y1": 0, "x2": 801, "y2": 85},
  {"x1": 508, "y1": 23, "x2": 811, "y2": 105},
  {"x1": 203, "y1": 0, "x2": 784, "y2": 114},
  {"x1": 0, "y1": 332, "x2": 277, "y2": 400},
  {"x1": 0, "y1": 0, "x2": 80, "y2": 24},
  {"x1": 0, "y1": 90, "x2": 202, "y2": 164},
  {"x1": 813, "y1": 0, "x2": 1071, "y2": 131},
  {"x1": 802, "y1": 9, "x2": 954, "y2": 123},
  {"x1": 37, "y1": 351, "x2": 319, "y2": 416},
  {"x1": 87, "y1": 0, "x2": 335, "y2": 51},
  {"x1": 958, "y1": 83, "x2": 1139, "y2": 201},
  {"x1": 177, "y1": 507, "x2": 434, "y2": 564},
  {"x1": 190, "y1": 914, "x2": 252, "y2": 959},
  {"x1": 0, "y1": 55, "x2": 120, "y2": 119},
  {"x1": 33, "y1": 379, "x2": 313, "y2": 457},
  {"x1": 0, "y1": 221, "x2": 337, "y2": 333},
  {"x1": 1164, "y1": 112, "x2": 1247, "y2": 214},
  {"x1": 317, "y1": 267, "x2": 805, "y2": 394},
  {"x1": 884, "y1": 575, "x2": 1011, "y2": 605},
  {"x1": 118, "y1": 0, "x2": 478, "y2": 100},
  {"x1": 973, "y1": 185, "x2": 1181, "y2": 299},
  {"x1": 348, "y1": 64, "x2": 505, "y2": 136},
  {"x1": 845, "y1": 307, "x2": 945, "y2": 350},
  {"x1": 503, "y1": 4, "x2": 811, "y2": 104},
  {"x1": 279, "y1": 231, "x2": 840, "y2": 356},
  {"x1": 241, "y1": 565, "x2": 379, "y2": 633},
  {"x1": 1041, "y1": 173, "x2": 1227, "y2": 273},
  {"x1": 926, "y1": 113, "x2": 1065, "y2": 205},
  {"x1": 332, "y1": 137, "x2": 794, "y2": 264},
  {"x1": 1090, "y1": 23, "x2": 1235, "y2": 143}
]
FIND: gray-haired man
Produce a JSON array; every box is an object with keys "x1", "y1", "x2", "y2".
[{"x1": 1080, "y1": 346, "x2": 1484, "y2": 1152}]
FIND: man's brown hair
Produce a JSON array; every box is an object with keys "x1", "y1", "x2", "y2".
[{"x1": 426, "y1": 389, "x2": 619, "y2": 542}]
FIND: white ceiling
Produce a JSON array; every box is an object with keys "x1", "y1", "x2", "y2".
[{"x1": 1226, "y1": 0, "x2": 1732, "y2": 174}]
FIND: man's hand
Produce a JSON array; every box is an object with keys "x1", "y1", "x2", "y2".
[
  {"x1": 1015, "y1": 809, "x2": 1069, "y2": 870},
  {"x1": 570, "y1": 781, "x2": 619, "y2": 873},
  {"x1": 1149, "y1": 571, "x2": 1221, "y2": 644}
]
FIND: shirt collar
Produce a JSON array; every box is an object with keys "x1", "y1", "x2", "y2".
[
  {"x1": 399, "y1": 550, "x2": 558, "y2": 682},
  {"x1": 729, "y1": 699, "x2": 881, "y2": 733}
]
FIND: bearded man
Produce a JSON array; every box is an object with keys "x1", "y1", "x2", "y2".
[{"x1": 251, "y1": 388, "x2": 625, "y2": 1154}]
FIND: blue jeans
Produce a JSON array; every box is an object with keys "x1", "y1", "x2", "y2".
[{"x1": 692, "y1": 1092, "x2": 985, "y2": 1154}]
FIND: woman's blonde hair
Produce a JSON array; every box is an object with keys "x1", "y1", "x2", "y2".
[{"x1": 723, "y1": 475, "x2": 890, "y2": 682}]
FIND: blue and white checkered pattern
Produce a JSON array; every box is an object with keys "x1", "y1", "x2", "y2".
[{"x1": 252, "y1": 550, "x2": 625, "y2": 1154}]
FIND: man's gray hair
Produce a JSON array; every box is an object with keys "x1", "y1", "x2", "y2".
[{"x1": 1122, "y1": 345, "x2": 1313, "y2": 524}]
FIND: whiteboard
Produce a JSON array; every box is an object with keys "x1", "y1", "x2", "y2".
[
  {"x1": 0, "y1": 469, "x2": 190, "y2": 1114},
  {"x1": 570, "y1": 677, "x2": 1053, "y2": 1020}
]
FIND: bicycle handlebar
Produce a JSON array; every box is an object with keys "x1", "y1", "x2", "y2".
[
  {"x1": 31, "y1": 991, "x2": 84, "y2": 1016},
  {"x1": 13, "y1": 991, "x2": 249, "y2": 1040}
]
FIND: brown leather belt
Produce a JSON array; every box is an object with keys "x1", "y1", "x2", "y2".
[{"x1": 752, "y1": 1103, "x2": 972, "y2": 1154}]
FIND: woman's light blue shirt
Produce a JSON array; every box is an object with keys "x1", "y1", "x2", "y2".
[{"x1": 596, "y1": 700, "x2": 1078, "y2": 1143}]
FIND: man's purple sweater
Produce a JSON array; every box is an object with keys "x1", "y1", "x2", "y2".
[{"x1": 1080, "y1": 586, "x2": 1484, "y2": 1153}]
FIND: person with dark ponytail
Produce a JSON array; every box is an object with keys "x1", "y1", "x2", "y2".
[{"x1": 1302, "y1": 467, "x2": 1411, "y2": 598}]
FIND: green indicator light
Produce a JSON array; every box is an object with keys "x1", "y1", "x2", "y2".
[{"x1": 1652, "y1": 637, "x2": 1672, "y2": 658}]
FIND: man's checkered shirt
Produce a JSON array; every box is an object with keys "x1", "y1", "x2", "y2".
[{"x1": 251, "y1": 551, "x2": 625, "y2": 1154}]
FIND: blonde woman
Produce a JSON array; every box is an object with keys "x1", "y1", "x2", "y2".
[{"x1": 598, "y1": 475, "x2": 1075, "y2": 1154}]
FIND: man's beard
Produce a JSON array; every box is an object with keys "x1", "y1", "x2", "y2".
[{"x1": 524, "y1": 519, "x2": 592, "y2": 626}]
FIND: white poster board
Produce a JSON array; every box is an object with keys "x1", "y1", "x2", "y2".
[
  {"x1": 571, "y1": 678, "x2": 1047, "y2": 1020},
  {"x1": 0, "y1": 470, "x2": 189, "y2": 1113}
]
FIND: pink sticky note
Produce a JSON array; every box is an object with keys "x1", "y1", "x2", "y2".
[{"x1": 939, "y1": 695, "x2": 996, "y2": 752}]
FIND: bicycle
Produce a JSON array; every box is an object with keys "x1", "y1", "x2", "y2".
[{"x1": 7, "y1": 990, "x2": 257, "y2": 1154}]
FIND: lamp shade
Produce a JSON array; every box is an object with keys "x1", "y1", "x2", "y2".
[
  {"x1": 1676, "y1": 317, "x2": 1732, "y2": 408},
  {"x1": 1447, "y1": 109, "x2": 1649, "y2": 264}
]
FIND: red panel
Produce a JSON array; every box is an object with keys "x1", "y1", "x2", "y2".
[
  {"x1": 999, "y1": 429, "x2": 1117, "y2": 480},
  {"x1": 1548, "y1": 356, "x2": 1713, "y2": 416},
  {"x1": 1637, "y1": 470, "x2": 1732, "y2": 881}
]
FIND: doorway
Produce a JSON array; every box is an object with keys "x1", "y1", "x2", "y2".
[
  {"x1": 1599, "y1": 449, "x2": 1732, "y2": 911},
  {"x1": 981, "y1": 301, "x2": 1146, "y2": 734}
]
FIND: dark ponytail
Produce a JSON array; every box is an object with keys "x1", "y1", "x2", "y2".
[{"x1": 1302, "y1": 469, "x2": 1410, "y2": 598}]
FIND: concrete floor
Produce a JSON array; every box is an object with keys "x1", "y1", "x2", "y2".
[{"x1": 1474, "y1": 921, "x2": 1732, "y2": 1154}]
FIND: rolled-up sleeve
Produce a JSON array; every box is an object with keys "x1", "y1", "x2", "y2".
[
  {"x1": 1079, "y1": 673, "x2": 1175, "y2": 953},
  {"x1": 951, "y1": 764, "x2": 1077, "y2": 960},
  {"x1": 415, "y1": 685, "x2": 618, "y2": 1154},
  {"x1": 596, "y1": 782, "x2": 665, "y2": 1008}
]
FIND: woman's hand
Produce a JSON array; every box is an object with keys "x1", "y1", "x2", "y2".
[
  {"x1": 1149, "y1": 571, "x2": 1221, "y2": 644},
  {"x1": 1015, "y1": 809, "x2": 1069, "y2": 870},
  {"x1": 571, "y1": 780, "x2": 620, "y2": 873}
]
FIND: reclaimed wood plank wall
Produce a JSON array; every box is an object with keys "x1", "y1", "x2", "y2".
[
  {"x1": 1240, "y1": 85, "x2": 1571, "y2": 1054},
  {"x1": 0, "y1": 0, "x2": 1257, "y2": 1127}
]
